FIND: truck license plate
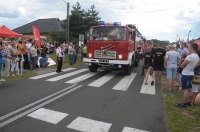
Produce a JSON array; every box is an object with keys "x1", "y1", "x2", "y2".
[{"x1": 99, "y1": 59, "x2": 109, "y2": 63}]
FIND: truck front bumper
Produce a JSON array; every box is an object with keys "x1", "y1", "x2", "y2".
[{"x1": 83, "y1": 58, "x2": 131, "y2": 65}]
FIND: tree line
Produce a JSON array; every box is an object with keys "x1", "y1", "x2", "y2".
[{"x1": 49, "y1": 2, "x2": 101, "y2": 43}]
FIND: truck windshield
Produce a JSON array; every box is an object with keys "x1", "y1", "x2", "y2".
[{"x1": 89, "y1": 27, "x2": 126, "y2": 41}]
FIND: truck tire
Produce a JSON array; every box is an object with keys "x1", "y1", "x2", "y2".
[
  {"x1": 124, "y1": 57, "x2": 133, "y2": 75},
  {"x1": 133, "y1": 53, "x2": 139, "y2": 67},
  {"x1": 89, "y1": 63, "x2": 98, "y2": 72},
  {"x1": 124, "y1": 65, "x2": 132, "y2": 75}
]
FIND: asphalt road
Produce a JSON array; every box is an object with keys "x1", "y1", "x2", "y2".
[{"x1": 0, "y1": 62, "x2": 167, "y2": 132}]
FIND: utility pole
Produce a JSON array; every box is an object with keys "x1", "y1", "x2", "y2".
[
  {"x1": 187, "y1": 30, "x2": 191, "y2": 43},
  {"x1": 67, "y1": 2, "x2": 69, "y2": 44},
  {"x1": 63, "y1": 0, "x2": 70, "y2": 44}
]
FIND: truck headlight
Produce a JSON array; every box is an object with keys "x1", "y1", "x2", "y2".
[
  {"x1": 88, "y1": 53, "x2": 92, "y2": 58},
  {"x1": 118, "y1": 54, "x2": 123, "y2": 59}
]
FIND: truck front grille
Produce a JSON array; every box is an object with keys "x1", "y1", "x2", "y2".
[{"x1": 95, "y1": 50, "x2": 116, "y2": 59}]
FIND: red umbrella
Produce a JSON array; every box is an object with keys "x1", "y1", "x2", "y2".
[
  {"x1": 195, "y1": 40, "x2": 200, "y2": 46},
  {"x1": 0, "y1": 25, "x2": 19, "y2": 38}
]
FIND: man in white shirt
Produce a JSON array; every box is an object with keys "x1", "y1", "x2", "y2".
[
  {"x1": 25, "y1": 39, "x2": 32, "y2": 69},
  {"x1": 177, "y1": 43, "x2": 199, "y2": 107},
  {"x1": 56, "y1": 44, "x2": 64, "y2": 73}
]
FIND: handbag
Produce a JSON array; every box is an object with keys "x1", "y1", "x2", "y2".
[
  {"x1": 192, "y1": 77, "x2": 200, "y2": 84},
  {"x1": 16, "y1": 58, "x2": 20, "y2": 62}
]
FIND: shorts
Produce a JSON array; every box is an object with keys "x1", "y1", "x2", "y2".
[
  {"x1": 153, "y1": 64, "x2": 164, "y2": 71},
  {"x1": 18, "y1": 54, "x2": 25, "y2": 62},
  {"x1": 167, "y1": 68, "x2": 177, "y2": 79},
  {"x1": 27, "y1": 54, "x2": 31, "y2": 62},
  {"x1": 192, "y1": 84, "x2": 200, "y2": 92},
  {"x1": 181, "y1": 75, "x2": 193, "y2": 89}
]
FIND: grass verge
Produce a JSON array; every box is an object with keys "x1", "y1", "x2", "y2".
[
  {"x1": 3, "y1": 53, "x2": 82, "y2": 82},
  {"x1": 162, "y1": 77, "x2": 200, "y2": 132}
]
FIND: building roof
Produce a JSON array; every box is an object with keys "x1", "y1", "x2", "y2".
[{"x1": 13, "y1": 18, "x2": 64, "y2": 34}]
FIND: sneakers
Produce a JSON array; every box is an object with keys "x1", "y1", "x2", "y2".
[
  {"x1": 176, "y1": 88, "x2": 183, "y2": 92},
  {"x1": 168, "y1": 89, "x2": 173, "y2": 93},
  {"x1": 144, "y1": 82, "x2": 148, "y2": 85},
  {"x1": 151, "y1": 81, "x2": 154, "y2": 86},
  {"x1": 0, "y1": 79, "x2": 5, "y2": 81},
  {"x1": 176, "y1": 102, "x2": 191, "y2": 107}
]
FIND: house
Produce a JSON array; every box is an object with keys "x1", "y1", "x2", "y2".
[{"x1": 13, "y1": 18, "x2": 64, "y2": 41}]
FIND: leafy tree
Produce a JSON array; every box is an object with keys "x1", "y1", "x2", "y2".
[
  {"x1": 84, "y1": 5, "x2": 101, "y2": 29},
  {"x1": 61, "y1": 2, "x2": 101, "y2": 43},
  {"x1": 151, "y1": 39, "x2": 170, "y2": 46},
  {"x1": 49, "y1": 31, "x2": 65, "y2": 43}
]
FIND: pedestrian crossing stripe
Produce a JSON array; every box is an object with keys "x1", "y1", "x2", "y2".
[
  {"x1": 27, "y1": 108, "x2": 150, "y2": 132},
  {"x1": 65, "y1": 72, "x2": 99, "y2": 84},
  {"x1": 122, "y1": 126, "x2": 149, "y2": 132},
  {"x1": 27, "y1": 108, "x2": 68, "y2": 124},
  {"x1": 29, "y1": 68, "x2": 76, "y2": 79},
  {"x1": 88, "y1": 71, "x2": 119, "y2": 87},
  {"x1": 140, "y1": 77, "x2": 155, "y2": 95},
  {"x1": 112, "y1": 73, "x2": 137, "y2": 91},
  {"x1": 67, "y1": 117, "x2": 112, "y2": 132},
  {"x1": 46, "y1": 69, "x2": 88, "y2": 82},
  {"x1": 29, "y1": 68, "x2": 155, "y2": 94}
]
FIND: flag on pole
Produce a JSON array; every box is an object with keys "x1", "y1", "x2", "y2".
[{"x1": 32, "y1": 25, "x2": 41, "y2": 48}]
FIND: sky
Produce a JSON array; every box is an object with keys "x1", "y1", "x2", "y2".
[{"x1": 0, "y1": 0, "x2": 200, "y2": 42}]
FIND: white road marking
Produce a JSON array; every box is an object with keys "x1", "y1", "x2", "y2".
[
  {"x1": 140, "y1": 76, "x2": 155, "y2": 95},
  {"x1": 112, "y1": 73, "x2": 137, "y2": 91},
  {"x1": 0, "y1": 85, "x2": 76, "y2": 121},
  {"x1": 29, "y1": 68, "x2": 76, "y2": 79},
  {"x1": 27, "y1": 108, "x2": 68, "y2": 124},
  {"x1": 46, "y1": 69, "x2": 88, "y2": 82},
  {"x1": 122, "y1": 126, "x2": 150, "y2": 132},
  {"x1": 67, "y1": 117, "x2": 112, "y2": 132},
  {"x1": 65, "y1": 72, "x2": 99, "y2": 84},
  {"x1": 0, "y1": 85, "x2": 82, "y2": 128},
  {"x1": 88, "y1": 71, "x2": 119, "y2": 87}
]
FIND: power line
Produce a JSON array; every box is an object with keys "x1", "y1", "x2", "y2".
[{"x1": 99, "y1": 2, "x2": 198, "y2": 14}]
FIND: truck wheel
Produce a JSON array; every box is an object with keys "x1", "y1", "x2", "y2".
[
  {"x1": 89, "y1": 63, "x2": 98, "y2": 72},
  {"x1": 124, "y1": 64, "x2": 132, "y2": 75}
]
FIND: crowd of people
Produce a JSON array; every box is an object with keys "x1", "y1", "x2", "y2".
[
  {"x1": 0, "y1": 38, "x2": 50, "y2": 81},
  {"x1": 0, "y1": 37, "x2": 87, "y2": 83},
  {"x1": 142, "y1": 40, "x2": 200, "y2": 107}
]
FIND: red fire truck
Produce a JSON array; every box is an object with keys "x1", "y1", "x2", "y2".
[{"x1": 83, "y1": 22, "x2": 143, "y2": 75}]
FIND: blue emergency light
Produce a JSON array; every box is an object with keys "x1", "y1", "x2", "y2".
[{"x1": 98, "y1": 21, "x2": 121, "y2": 26}]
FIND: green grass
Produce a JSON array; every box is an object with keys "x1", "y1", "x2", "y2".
[
  {"x1": 4, "y1": 71, "x2": 36, "y2": 82},
  {"x1": 161, "y1": 77, "x2": 200, "y2": 132},
  {"x1": 3, "y1": 53, "x2": 83, "y2": 82}
]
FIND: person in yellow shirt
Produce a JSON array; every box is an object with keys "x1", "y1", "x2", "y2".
[{"x1": 82, "y1": 44, "x2": 87, "y2": 58}]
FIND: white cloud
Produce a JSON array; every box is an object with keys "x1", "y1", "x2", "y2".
[{"x1": 0, "y1": 0, "x2": 200, "y2": 42}]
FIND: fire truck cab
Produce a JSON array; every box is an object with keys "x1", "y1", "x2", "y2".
[{"x1": 83, "y1": 22, "x2": 142, "y2": 75}]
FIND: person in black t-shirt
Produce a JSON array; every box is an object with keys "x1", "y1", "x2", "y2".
[
  {"x1": 143, "y1": 47, "x2": 154, "y2": 85},
  {"x1": 152, "y1": 43, "x2": 166, "y2": 83}
]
